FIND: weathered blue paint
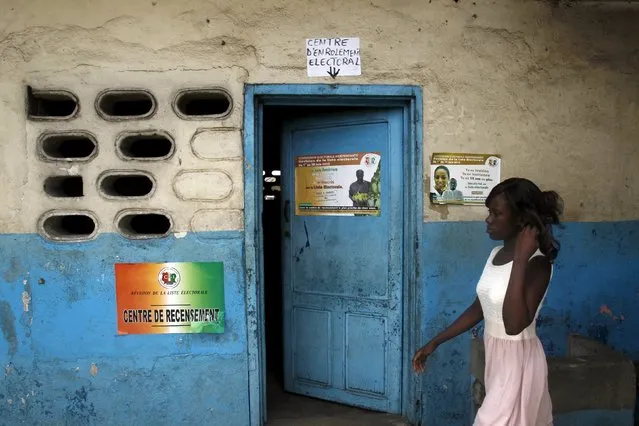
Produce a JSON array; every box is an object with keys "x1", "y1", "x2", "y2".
[
  {"x1": 252, "y1": 84, "x2": 422, "y2": 100},
  {"x1": 0, "y1": 219, "x2": 635, "y2": 424},
  {"x1": 538, "y1": 221, "x2": 639, "y2": 359},
  {"x1": 243, "y1": 84, "x2": 263, "y2": 425},
  {"x1": 281, "y1": 108, "x2": 405, "y2": 412},
  {"x1": 0, "y1": 232, "x2": 249, "y2": 425},
  {"x1": 421, "y1": 220, "x2": 639, "y2": 426},
  {"x1": 244, "y1": 84, "x2": 423, "y2": 425}
]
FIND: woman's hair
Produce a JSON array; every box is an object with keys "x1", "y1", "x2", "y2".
[
  {"x1": 434, "y1": 165, "x2": 450, "y2": 177},
  {"x1": 486, "y1": 178, "x2": 564, "y2": 260}
]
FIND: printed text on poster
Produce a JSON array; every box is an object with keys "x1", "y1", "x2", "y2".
[
  {"x1": 295, "y1": 152, "x2": 381, "y2": 216},
  {"x1": 115, "y1": 262, "x2": 225, "y2": 334},
  {"x1": 430, "y1": 153, "x2": 501, "y2": 205}
]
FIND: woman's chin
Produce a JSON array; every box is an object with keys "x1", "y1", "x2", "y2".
[{"x1": 487, "y1": 231, "x2": 500, "y2": 241}]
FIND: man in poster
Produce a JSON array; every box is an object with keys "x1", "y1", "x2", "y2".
[
  {"x1": 348, "y1": 169, "x2": 372, "y2": 207},
  {"x1": 443, "y1": 178, "x2": 464, "y2": 203}
]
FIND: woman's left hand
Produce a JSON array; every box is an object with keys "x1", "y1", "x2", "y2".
[{"x1": 514, "y1": 226, "x2": 539, "y2": 261}]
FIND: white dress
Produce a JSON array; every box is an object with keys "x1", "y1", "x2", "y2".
[{"x1": 473, "y1": 247, "x2": 553, "y2": 426}]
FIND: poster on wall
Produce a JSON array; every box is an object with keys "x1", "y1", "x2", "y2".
[
  {"x1": 430, "y1": 153, "x2": 501, "y2": 205},
  {"x1": 295, "y1": 152, "x2": 381, "y2": 216},
  {"x1": 114, "y1": 262, "x2": 225, "y2": 335},
  {"x1": 306, "y1": 37, "x2": 361, "y2": 78}
]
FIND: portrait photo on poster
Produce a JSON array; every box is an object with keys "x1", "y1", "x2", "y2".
[
  {"x1": 430, "y1": 153, "x2": 501, "y2": 205},
  {"x1": 295, "y1": 151, "x2": 381, "y2": 216}
]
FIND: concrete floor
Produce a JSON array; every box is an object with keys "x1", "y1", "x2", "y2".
[{"x1": 266, "y1": 375, "x2": 410, "y2": 426}]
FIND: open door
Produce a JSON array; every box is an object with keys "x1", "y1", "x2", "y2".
[{"x1": 281, "y1": 108, "x2": 404, "y2": 414}]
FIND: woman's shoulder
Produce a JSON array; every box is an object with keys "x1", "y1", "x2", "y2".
[
  {"x1": 484, "y1": 246, "x2": 503, "y2": 263},
  {"x1": 488, "y1": 245, "x2": 503, "y2": 256}
]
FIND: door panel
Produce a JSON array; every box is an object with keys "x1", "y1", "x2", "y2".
[
  {"x1": 293, "y1": 307, "x2": 331, "y2": 385},
  {"x1": 282, "y1": 108, "x2": 404, "y2": 413},
  {"x1": 345, "y1": 312, "x2": 387, "y2": 396}
]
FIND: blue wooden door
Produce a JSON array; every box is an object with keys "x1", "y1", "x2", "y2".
[{"x1": 281, "y1": 108, "x2": 404, "y2": 413}]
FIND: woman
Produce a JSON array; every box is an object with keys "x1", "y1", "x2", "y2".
[
  {"x1": 433, "y1": 165, "x2": 450, "y2": 197},
  {"x1": 413, "y1": 177, "x2": 563, "y2": 426}
]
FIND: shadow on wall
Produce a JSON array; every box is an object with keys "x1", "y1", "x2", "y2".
[{"x1": 546, "y1": 3, "x2": 639, "y2": 74}]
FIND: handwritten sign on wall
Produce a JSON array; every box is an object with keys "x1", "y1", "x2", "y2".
[{"x1": 306, "y1": 37, "x2": 361, "y2": 78}]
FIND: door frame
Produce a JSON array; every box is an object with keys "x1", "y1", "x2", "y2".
[{"x1": 243, "y1": 84, "x2": 424, "y2": 425}]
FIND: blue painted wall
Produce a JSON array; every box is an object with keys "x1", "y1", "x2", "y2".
[
  {"x1": 421, "y1": 220, "x2": 639, "y2": 425},
  {"x1": 0, "y1": 232, "x2": 248, "y2": 425},
  {"x1": 0, "y1": 221, "x2": 636, "y2": 425}
]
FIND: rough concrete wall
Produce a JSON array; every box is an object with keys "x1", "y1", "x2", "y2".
[
  {"x1": 20, "y1": 71, "x2": 245, "y2": 236},
  {"x1": 1, "y1": 0, "x2": 638, "y2": 228}
]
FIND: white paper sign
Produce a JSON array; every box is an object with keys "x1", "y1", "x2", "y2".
[{"x1": 306, "y1": 37, "x2": 361, "y2": 78}]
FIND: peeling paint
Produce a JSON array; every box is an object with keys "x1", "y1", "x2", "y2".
[
  {"x1": 65, "y1": 386, "x2": 96, "y2": 422},
  {"x1": 21, "y1": 291, "x2": 31, "y2": 312},
  {"x1": 64, "y1": 165, "x2": 80, "y2": 175},
  {"x1": 599, "y1": 304, "x2": 613, "y2": 316},
  {"x1": 599, "y1": 304, "x2": 625, "y2": 321},
  {"x1": 173, "y1": 231, "x2": 187, "y2": 239},
  {"x1": 90, "y1": 363, "x2": 98, "y2": 377}
]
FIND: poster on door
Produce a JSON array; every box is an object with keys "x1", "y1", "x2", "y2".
[
  {"x1": 430, "y1": 152, "x2": 501, "y2": 205},
  {"x1": 114, "y1": 262, "x2": 225, "y2": 335},
  {"x1": 295, "y1": 152, "x2": 381, "y2": 216}
]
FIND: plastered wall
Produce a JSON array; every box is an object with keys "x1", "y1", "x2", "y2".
[
  {"x1": 6, "y1": 71, "x2": 245, "y2": 237},
  {"x1": 1, "y1": 0, "x2": 638, "y2": 231}
]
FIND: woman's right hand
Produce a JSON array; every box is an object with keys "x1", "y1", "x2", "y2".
[{"x1": 412, "y1": 341, "x2": 438, "y2": 374}]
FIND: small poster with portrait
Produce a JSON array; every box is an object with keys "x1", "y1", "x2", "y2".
[{"x1": 430, "y1": 153, "x2": 501, "y2": 205}]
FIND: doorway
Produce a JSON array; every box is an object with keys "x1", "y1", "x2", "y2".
[{"x1": 244, "y1": 85, "x2": 423, "y2": 426}]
